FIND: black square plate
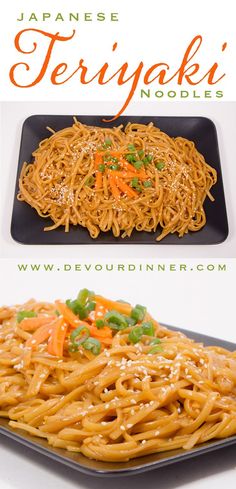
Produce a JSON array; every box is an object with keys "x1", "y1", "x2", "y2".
[
  {"x1": 11, "y1": 115, "x2": 228, "y2": 245},
  {"x1": 0, "y1": 325, "x2": 235, "y2": 477}
]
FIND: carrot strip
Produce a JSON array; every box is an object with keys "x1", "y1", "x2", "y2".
[
  {"x1": 89, "y1": 324, "x2": 112, "y2": 339},
  {"x1": 108, "y1": 174, "x2": 121, "y2": 199},
  {"x1": 25, "y1": 323, "x2": 54, "y2": 349},
  {"x1": 95, "y1": 171, "x2": 103, "y2": 189},
  {"x1": 101, "y1": 337, "x2": 113, "y2": 346},
  {"x1": 121, "y1": 160, "x2": 146, "y2": 178},
  {"x1": 20, "y1": 316, "x2": 56, "y2": 332},
  {"x1": 95, "y1": 296, "x2": 132, "y2": 316},
  {"x1": 56, "y1": 301, "x2": 112, "y2": 343},
  {"x1": 94, "y1": 302, "x2": 108, "y2": 321},
  {"x1": 94, "y1": 153, "x2": 103, "y2": 168},
  {"x1": 47, "y1": 318, "x2": 68, "y2": 357},
  {"x1": 55, "y1": 302, "x2": 87, "y2": 329},
  {"x1": 116, "y1": 178, "x2": 137, "y2": 198},
  {"x1": 108, "y1": 170, "x2": 145, "y2": 181}
]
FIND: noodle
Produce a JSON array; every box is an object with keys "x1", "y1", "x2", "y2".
[
  {"x1": 17, "y1": 119, "x2": 217, "y2": 241},
  {"x1": 1, "y1": 291, "x2": 236, "y2": 462}
]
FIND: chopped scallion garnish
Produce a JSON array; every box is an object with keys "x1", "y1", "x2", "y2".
[
  {"x1": 83, "y1": 337, "x2": 101, "y2": 355},
  {"x1": 143, "y1": 180, "x2": 152, "y2": 188},
  {"x1": 69, "y1": 325, "x2": 90, "y2": 352},
  {"x1": 148, "y1": 345, "x2": 163, "y2": 354},
  {"x1": 127, "y1": 144, "x2": 136, "y2": 152},
  {"x1": 156, "y1": 161, "x2": 165, "y2": 171},
  {"x1": 131, "y1": 304, "x2": 147, "y2": 323},
  {"x1": 95, "y1": 319, "x2": 105, "y2": 329},
  {"x1": 141, "y1": 321, "x2": 155, "y2": 336},
  {"x1": 98, "y1": 164, "x2": 106, "y2": 173},
  {"x1": 133, "y1": 161, "x2": 143, "y2": 170},
  {"x1": 104, "y1": 310, "x2": 128, "y2": 330},
  {"x1": 66, "y1": 299, "x2": 88, "y2": 319},
  {"x1": 128, "y1": 326, "x2": 143, "y2": 344},
  {"x1": 85, "y1": 176, "x2": 95, "y2": 187},
  {"x1": 150, "y1": 338, "x2": 161, "y2": 345},
  {"x1": 17, "y1": 311, "x2": 37, "y2": 323}
]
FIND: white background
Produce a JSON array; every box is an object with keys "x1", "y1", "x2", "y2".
[{"x1": 1, "y1": 1, "x2": 236, "y2": 488}]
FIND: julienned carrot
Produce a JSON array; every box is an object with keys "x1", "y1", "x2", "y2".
[
  {"x1": 20, "y1": 316, "x2": 56, "y2": 331},
  {"x1": 56, "y1": 301, "x2": 112, "y2": 342},
  {"x1": 25, "y1": 322, "x2": 54, "y2": 349},
  {"x1": 94, "y1": 153, "x2": 103, "y2": 168},
  {"x1": 108, "y1": 174, "x2": 121, "y2": 199},
  {"x1": 99, "y1": 337, "x2": 112, "y2": 345},
  {"x1": 95, "y1": 296, "x2": 132, "y2": 316},
  {"x1": 55, "y1": 302, "x2": 85, "y2": 329},
  {"x1": 47, "y1": 318, "x2": 68, "y2": 357},
  {"x1": 116, "y1": 178, "x2": 137, "y2": 198},
  {"x1": 109, "y1": 171, "x2": 147, "y2": 181},
  {"x1": 89, "y1": 324, "x2": 112, "y2": 339},
  {"x1": 121, "y1": 159, "x2": 146, "y2": 177},
  {"x1": 95, "y1": 171, "x2": 103, "y2": 189},
  {"x1": 94, "y1": 302, "x2": 108, "y2": 321}
]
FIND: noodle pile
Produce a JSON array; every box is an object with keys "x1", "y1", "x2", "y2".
[
  {"x1": 1, "y1": 293, "x2": 236, "y2": 462},
  {"x1": 18, "y1": 119, "x2": 217, "y2": 241}
]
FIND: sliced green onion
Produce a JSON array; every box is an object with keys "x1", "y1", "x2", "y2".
[
  {"x1": 130, "y1": 177, "x2": 139, "y2": 186},
  {"x1": 109, "y1": 164, "x2": 120, "y2": 170},
  {"x1": 126, "y1": 153, "x2": 137, "y2": 163},
  {"x1": 148, "y1": 345, "x2": 163, "y2": 354},
  {"x1": 127, "y1": 144, "x2": 136, "y2": 152},
  {"x1": 77, "y1": 289, "x2": 94, "y2": 305},
  {"x1": 83, "y1": 337, "x2": 101, "y2": 355},
  {"x1": 130, "y1": 177, "x2": 141, "y2": 192},
  {"x1": 156, "y1": 161, "x2": 165, "y2": 171},
  {"x1": 131, "y1": 304, "x2": 147, "y2": 323},
  {"x1": 150, "y1": 338, "x2": 161, "y2": 345},
  {"x1": 103, "y1": 139, "x2": 112, "y2": 148},
  {"x1": 138, "y1": 149, "x2": 144, "y2": 158},
  {"x1": 95, "y1": 319, "x2": 105, "y2": 329},
  {"x1": 146, "y1": 154, "x2": 153, "y2": 162},
  {"x1": 104, "y1": 310, "x2": 128, "y2": 330},
  {"x1": 66, "y1": 299, "x2": 88, "y2": 320},
  {"x1": 85, "y1": 176, "x2": 95, "y2": 187},
  {"x1": 55, "y1": 310, "x2": 60, "y2": 317},
  {"x1": 141, "y1": 321, "x2": 154, "y2": 336},
  {"x1": 69, "y1": 325, "x2": 90, "y2": 352},
  {"x1": 124, "y1": 316, "x2": 136, "y2": 327},
  {"x1": 85, "y1": 301, "x2": 96, "y2": 313},
  {"x1": 143, "y1": 180, "x2": 152, "y2": 188},
  {"x1": 98, "y1": 164, "x2": 106, "y2": 173},
  {"x1": 17, "y1": 311, "x2": 37, "y2": 323},
  {"x1": 128, "y1": 326, "x2": 143, "y2": 344},
  {"x1": 133, "y1": 161, "x2": 143, "y2": 170}
]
